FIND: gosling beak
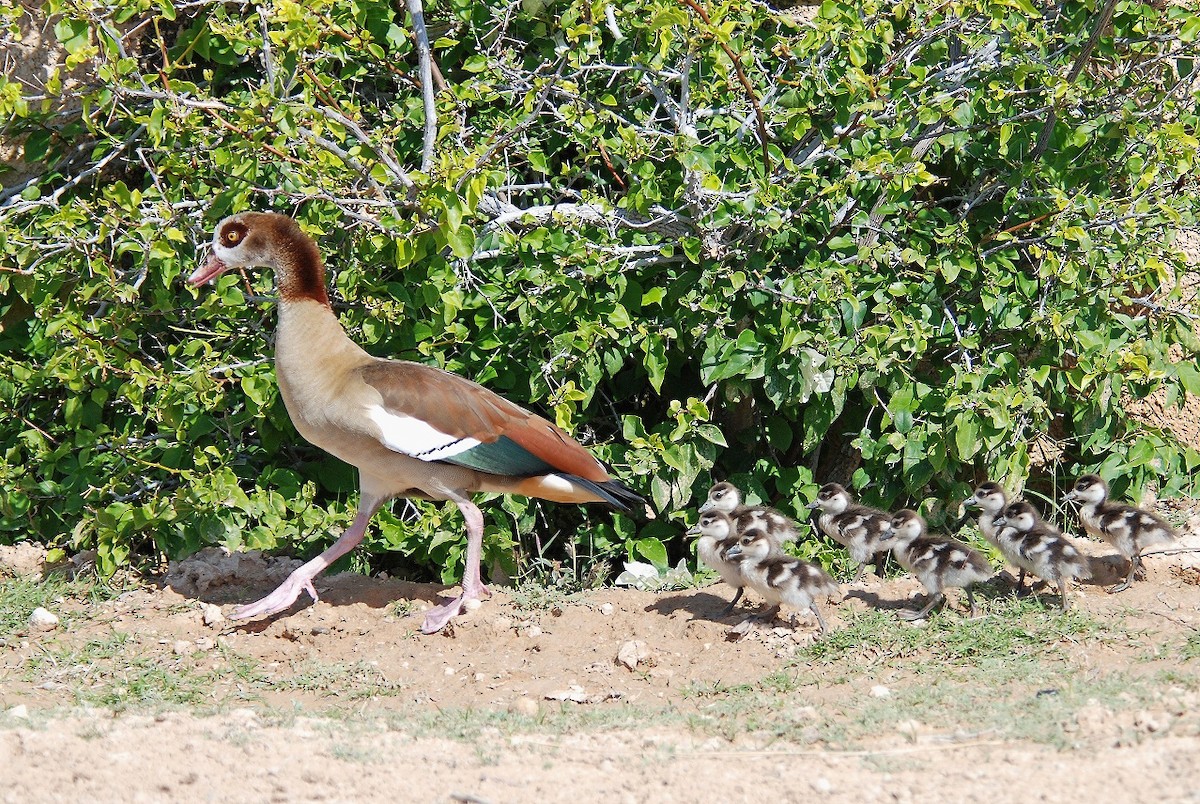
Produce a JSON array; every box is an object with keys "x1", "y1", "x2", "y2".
[
  {"x1": 725, "y1": 544, "x2": 743, "y2": 559},
  {"x1": 686, "y1": 524, "x2": 701, "y2": 536},
  {"x1": 805, "y1": 501, "x2": 820, "y2": 510},
  {"x1": 697, "y1": 501, "x2": 715, "y2": 514}
]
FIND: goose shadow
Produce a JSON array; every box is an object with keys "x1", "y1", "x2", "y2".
[
  {"x1": 645, "y1": 589, "x2": 764, "y2": 623},
  {"x1": 1082, "y1": 553, "x2": 1133, "y2": 586},
  {"x1": 843, "y1": 588, "x2": 917, "y2": 612},
  {"x1": 159, "y1": 547, "x2": 452, "y2": 629}
]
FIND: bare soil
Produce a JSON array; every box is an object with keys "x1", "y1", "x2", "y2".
[{"x1": 4, "y1": 526, "x2": 1200, "y2": 803}]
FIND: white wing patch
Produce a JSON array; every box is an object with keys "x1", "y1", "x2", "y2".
[{"x1": 367, "y1": 405, "x2": 482, "y2": 462}]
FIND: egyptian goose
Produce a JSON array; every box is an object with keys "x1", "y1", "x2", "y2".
[
  {"x1": 1063, "y1": 474, "x2": 1176, "y2": 593},
  {"x1": 881, "y1": 509, "x2": 992, "y2": 620},
  {"x1": 806, "y1": 482, "x2": 891, "y2": 583},
  {"x1": 698, "y1": 481, "x2": 801, "y2": 543},
  {"x1": 962, "y1": 482, "x2": 1023, "y2": 589},
  {"x1": 188, "y1": 212, "x2": 646, "y2": 633},
  {"x1": 991, "y1": 501, "x2": 1089, "y2": 611},
  {"x1": 724, "y1": 528, "x2": 840, "y2": 634}
]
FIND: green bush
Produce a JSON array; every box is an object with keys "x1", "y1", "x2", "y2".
[{"x1": 1, "y1": 0, "x2": 1197, "y2": 580}]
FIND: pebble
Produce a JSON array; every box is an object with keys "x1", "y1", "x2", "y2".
[
  {"x1": 509, "y1": 697, "x2": 539, "y2": 717},
  {"x1": 201, "y1": 604, "x2": 225, "y2": 627},
  {"x1": 870, "y1": 685, "x2": 892, "y2": 698},
  {"x1": 524, "y1": 625, "x2": 543, "y2": 638},
  {"x1": 812, "y1": 777, "x2": 833, "y2": 794},
  {"x1": 173, "y1": 640, "x2": 194, "y2": 655},
  {"x1": 444, "y1": 667, "x2": 456, "y2": 676},
  {"x1": 28, "y1": 607, "x2": 58, "y2": 631},
  {"x1": 599, "y1": 602, "x2": 614, "y2": 616},
  {"x1": 463, "y1": 598, "x2": 483, "y2": 612},
  {"x1": 7, "y1": 705, "x2": 29, "y2": 720},
  {"x1": 1134, "y1": 709, "x2": 1172, "y2": 734},
  {"x1": 617, "y1": 640, "x2": 651, "y2": 670}
]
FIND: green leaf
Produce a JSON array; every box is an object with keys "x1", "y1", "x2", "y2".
[{"x1": 635, "y1": 537, "x2": 668, "y2": 569}]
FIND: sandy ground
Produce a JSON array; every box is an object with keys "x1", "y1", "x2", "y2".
[{"x1": 3, "y1": 529, "x2": 1200, "y2": 803}]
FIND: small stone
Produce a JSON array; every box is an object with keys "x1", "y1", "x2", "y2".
[
  {"x1": 617, "y1": 640, "x2": 651, "y2": 670},
  {"x1": 28, "y1": 607, "x2": 58, "y2": 631},
  {"x1": 599, "y1": 602, "x2": 615, "y2": 616},
  {"x1": 462, "y1": 598, "x2": 483, "y2": 612},
  {"x1": 546, "y1": 685, "x2": 590, "y2": 703},
  {"x1": 193, "y1": 637, "x2": 216, "y2": 651},
  {"x1": 444, "y1": 666, "x2": 457, "y2": 676},
  {"x1": 173, "y1": 640, "x2": 194, "y2": 655},
  {"x1": 790, "y1": 706, "x2": 819, "y2": 722},
  {"x1": 812, "y1": 777, "x2": 833, "y2": 794},
  {"x1": 870, "y1": 685, "x2": 892, "y2": 698},
  {"x1": 509, "y1": 697, "x2": 539, "y2": 717},
  {"x1": 1134, "y1": 710, "x2": 1171, "y2": 734},
  {"x1": 726, "y1": 619, "x2": 753, "y2": 642},
  {"x1": 524, "y1": 624, "x2": 543, "y2": 638},
  {"x1": 7, "y1": 705, "x2": 29, "y2": 720},
  {"x1": 201, "y1": 604, "x2": 224, "y2": 627}
]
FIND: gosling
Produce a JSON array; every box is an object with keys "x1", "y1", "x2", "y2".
[
  {"x1": 1063, "y1": 474, "x2": 1177, "y2": 593},
  {"x1": 992, "y1": 501, "x2": 1090, "y2": 611},
  {"x1": 962, "y1": 481, "x2": 1027, "y2": 590},
  {"x1": 724, "y1": 528, "x2": 840, "y2": 635},
  {"x1": 806, "y1": 482, "x2": 891, "y2": 583},
  {"x1": 687, "y1": 510, "x2": 775, "y2": 613},
  {"x1": 882, "y1": 509, "x2": 992, "y2": 620},
  {"x1": 698, "y1": 481, "x2": 801, "y2": 543}
]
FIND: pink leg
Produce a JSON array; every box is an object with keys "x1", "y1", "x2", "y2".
[
  {"x1": 228, "y1": 499, "x2": 382, "y2": 621},
  {"x1": 421, "y1": 497, "x2": 490, "y2": 634}
]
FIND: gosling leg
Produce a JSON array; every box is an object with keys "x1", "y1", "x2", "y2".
[
  {"x1": 1108, "y1": 557, "x2": 1138, "y2": 594},
  {"x1": 810, "y1": 603, "x2": 829, "y2": 636},
  {"x1": 721, "y1": 586, "x2": 745, "y2": 615},
  {"x1": 899, "y1": 592, "x2": 945, "y2": 621}
]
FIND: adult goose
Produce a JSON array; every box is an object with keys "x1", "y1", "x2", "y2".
[{"x1": 188, "y1": 212, "x2": 646, "y2": 633}]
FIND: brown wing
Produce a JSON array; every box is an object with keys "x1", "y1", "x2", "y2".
[{"x1": 357, "y1": 359, "x2": 610, "y2": 482}]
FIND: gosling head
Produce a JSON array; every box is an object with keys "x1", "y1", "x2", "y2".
[
  {"x1": 698, "y1": 481, "x2": 741, "y2": 515},
  {"x1": 995, "y1": 501, "x2": 1039, "y2": 532},
  {"x1": 807, "y1": 482, "x2": 851, "y2": 514},
  {"x1": 687, "y1": 510, "x2": 735, "y2": 540},
  {"x1": 882, "y1": 508, "x2": 925, "y2": 543},
  {"x1": 723, "y1": 528, "x2": 772, "y2": 563},
  {"x1": 1064, "y1": 474, "x2": 1107, "y2": 506},
  {"x1": 963, "y1": 481, "x2": 1007, "y2": 515}
]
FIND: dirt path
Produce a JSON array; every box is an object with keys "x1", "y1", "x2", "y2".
[{"x1": 3, "y1": 534, "x2": 1200, "y2": 802}]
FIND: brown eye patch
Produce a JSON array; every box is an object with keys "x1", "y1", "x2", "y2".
[{"x1": 220, "y1": 221, "x2": 248, "y2": 247}]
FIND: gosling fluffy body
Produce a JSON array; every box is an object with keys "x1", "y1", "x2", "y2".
[
  {"x1": 806, "y1": 482, "x2": 891, "y2": 582},
  {"x1": 699, "y1": 482, "x2": 801, "y2": 543},
  {"x1": 688, "y1": 510, "x2": 753, "y2": 612},
  {"x1": 1064, "y1": 474, "x2": 1176, "y2": 593},
  {"x1": 883, "y1": 509, "x2": 992, "y2": 620},
  {"x1": 725, "y1": 528, "x2": 840, "y2": 634},
  {"x1": 992, "y1": 500, "x2": 1089, "y2": 610}
]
